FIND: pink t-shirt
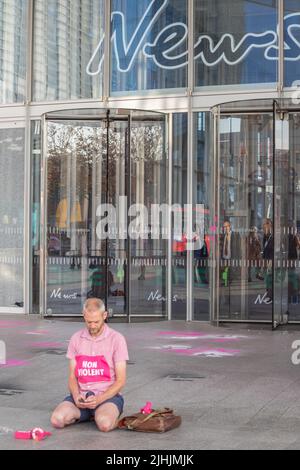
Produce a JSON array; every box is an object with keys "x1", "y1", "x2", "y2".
[{"x1": 66, "y1": 324, "x2": 129, "y2": 396}]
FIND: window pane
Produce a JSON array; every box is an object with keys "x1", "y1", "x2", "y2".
[
  {"x1": 111, "y1": 0, "x2": 187, "y2": 94},
  {"x1": 130, "y1": 114, "x2": 167, "y2": 316},
  {"x1": 33, "y1": 0, "x2": 105, "y2": 101},
  {"x1": 0, "y1": 127, "x2": 24, "y2": 308},
  {"x1": 218, "y1": 114, "x2": 273, "y2": 321},
  {"x1": 31, "y1": 121, "x2": 41, "y2": 314},
  {"x1": 194, "y1": 0, "x2": 277, "y2": 88},
  {"x1": 193, "y1": 113, "x2": 211, "y2": 321},
  {"x1": 284, "y1": 0, "x2": 300, "y2": 87},
  {"x1": 172, "y1": 113, "x2": 187, "y2": 320},
  {"x1": 0, "y1": 0, "x2": 27, "y2": 103}
]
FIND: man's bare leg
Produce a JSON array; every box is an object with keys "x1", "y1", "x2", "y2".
[
  {"x1": 51, "y1": 401, "x2": 81, "y2": 429},
  {"x1": 94, "y1": 403, "x2": 120, "y2": 432}
]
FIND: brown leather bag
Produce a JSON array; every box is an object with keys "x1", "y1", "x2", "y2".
[{"x1": 118, "y1": 408, "x2": 181, "y2": 433}]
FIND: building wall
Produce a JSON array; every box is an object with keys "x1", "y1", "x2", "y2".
[{"x1": 0, "y1": 0, "x2": 299, "y2": 320}]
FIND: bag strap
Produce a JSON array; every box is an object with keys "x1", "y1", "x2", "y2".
[{"x1": 128, "y1": 408, "x2": 173, "y2": 430}]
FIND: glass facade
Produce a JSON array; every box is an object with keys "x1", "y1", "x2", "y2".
[
  {"x1": 0, "y1": 126, "x2": 25, "y2": 309},
  {"x1": 194, "y1": 0, "x2": 278, "y2": 88},
  {"x1": 33, "y1": 0, "x2": 105, "y2": 101},
  {"x1": 111, "y1": 0, "x2": 188, "y2": 94},
  {"x1": 284, "y1": 0, "x2": 300, "y2": 87},
  {"x1": 1, "y1": 1, "x2": 300, "y2": 326},
  {"x1": 0, "y1": 0, "x2": 27, "y2": 103}
]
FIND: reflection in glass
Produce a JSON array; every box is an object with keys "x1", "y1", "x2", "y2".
[
  {"x1": 46, "y1": 119, "x2": 127, "y2": 315},
  {"x1": 279, "y1": 114, "x2": 300, "y2": 321},
  {"x1": 194, "y1": 0, "x2": 277, "y2": 88},
  {"x1": 193, "y1": 113, "x2": 211, "y2": 321},
  {"x1": 0, "y1": 127, "x2": 24, "y2": 307},
  {"x1": 285, "y1": 1, "x2": 300, "y2": 87},
  {"x1": 0, "y1": 0, "x2": 27, "y2": 103},
  {"x1": 44, "y1": 111, "x2": 167, "y2": 316},
  {"x1": 31, "y1": 121, "x2": 41, "y2": 314},
  {"x1": 218, "y1": 114, "x2": 273, "y2": 321},
  {"x1": 130, "y1": 116, "x2": 167, "y2": 316},
  {"x1": 33, "y1": 0, "x2": 105, "y2": 101},
  {"x1": 111, "y1": 0, "x2": 187, "y2": 94},
  {"x1": 171, "y1": 114, "x2": 187, "y2": 320}
]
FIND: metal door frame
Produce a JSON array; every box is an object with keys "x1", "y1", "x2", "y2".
[
  {"x1": 40, "y1": 108, "x2": 169, "y2": 320},
  {"x1": 211, "y1": 99, "x2": 300, "y2": 328}
]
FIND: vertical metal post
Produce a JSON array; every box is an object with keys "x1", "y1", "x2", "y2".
[
  {"x1": 24, "y1": 0, "x2": 34, "y2": 315},
  {"x1": 167, "y1": 114, "x2": 173, "y2": 321},
  {"x1": 105, "y1": 110, "x2": 110, "y2": 310},
  {"x1": 40, "y1": 115, "x2": 48, "y2": 317},
  {"x1": 211, "y1": 106, "x2": 220, "y2": 327},
  {"x1": 126, "y1": 112, "x2": 132, "y2": 323},
  {"x1": 186, "y1": 0, "x2": 194, "y2": 322},
  {"x1": 272, "y1": 99, "x2": 277, "y2": 329}
]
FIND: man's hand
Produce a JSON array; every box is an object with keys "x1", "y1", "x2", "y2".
[
  {"x1": 74, "y1": 394, "x2": 90, "y2": 409},
  {"x1": 83, "y1": 395, "x2": 99, "y2": 410}
]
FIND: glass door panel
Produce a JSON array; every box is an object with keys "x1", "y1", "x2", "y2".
[
  {"x1": 286, "y1": 114, "x2": 300, "y2": 321},
  {"x1": 42, "y1": 109, "x2": 167, "y2": 317},
  {"x1": 45, "y1": 119, "x2": 109, "y2": 315},
  {"x1": 273, "y1": 111, "x2": 289, "y2": 327},
  {"x1": 217, "y1": 113, "x2": 274, "y2": 322},
  {"x1": 129, "y1": 112, "x2": 167, "y2": 317},
  {"x1": 45, "y1": 118, "x2": 128, "y2": 316}
]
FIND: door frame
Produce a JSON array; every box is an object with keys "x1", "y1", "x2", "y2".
[
  {"x1": 40, "y1": 108, "x2": 169, "y2": 320},
  {"x1": 211, "y1": 99, "x2": 300, "y2": 328}
]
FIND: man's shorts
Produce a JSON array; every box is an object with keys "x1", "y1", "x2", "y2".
[{"x1": 63, "y1": 394, "x2": 124, "y2": 423}]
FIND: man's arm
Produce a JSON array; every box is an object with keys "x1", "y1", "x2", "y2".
[
  {"x1": 68, "y1": 359, "x2": 86, "y2": 408},
  {"x1": 85, "y1": 361, "x2": 127, "y2": 409}
]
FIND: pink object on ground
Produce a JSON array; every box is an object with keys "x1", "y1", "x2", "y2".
[
  {"x1": 14, "y1": 430, "x2": 32, "y2": 440},
  {"x1": 141, "y1": 402, "x2": 153, "y2": 414},
  {"x1": 15, "y1": 428, "x2": 52, "y2": 441}
]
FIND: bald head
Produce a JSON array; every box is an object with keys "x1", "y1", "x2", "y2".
[
  {"x1": 83, "y1": 298, "x2": 107, "y2": 337},
  {"x1": 83, "y1": 298, "x2": 105, "y2": 314}
]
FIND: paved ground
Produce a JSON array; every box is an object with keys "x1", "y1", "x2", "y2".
[{"x1": 1, "y1": 316, "x2": 300, "y2": 450}]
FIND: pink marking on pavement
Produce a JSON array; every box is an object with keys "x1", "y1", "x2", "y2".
[
  {"x1": 0, "y1": 321, "x2": 31, "y2": 328},
  {"x1": 25, "y1": 331, "x2": 50, "y2": 336},
  {"x1": 0, "y1": 359, "x2": 29, "y2": 368},
  {"x1": 211, "y1": 338, "x2": 239, "y2": 343},
  {"x1": 158, "y1": 331, "x2": 206, "y2": 337},
  {"x1": 161, "y1": 346, "x2": 241, "y2": 357},
  {"x1": 29, "y1": 342, "x2": 64, "y2": 348}
]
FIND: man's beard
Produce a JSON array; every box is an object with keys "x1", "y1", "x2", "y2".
[{"x1": 89, "y1": 326, "x2": 102, "y2": 336}]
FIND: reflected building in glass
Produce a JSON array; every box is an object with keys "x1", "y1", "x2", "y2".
[{"x1": 0, "y1": 0, "x2": 300, "y2": 328}]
